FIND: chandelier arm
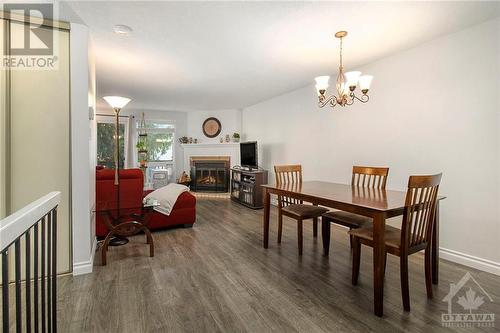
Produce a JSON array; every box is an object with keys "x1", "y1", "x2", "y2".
[
  {"x1": 353, "y1": 94, "x2": 370, "y2": 103},
  {"x1": 318, "y1": 95, "x2": 337, "y2": 108}
]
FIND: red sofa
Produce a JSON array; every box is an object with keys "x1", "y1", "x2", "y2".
[{"x1": 96, "y1": 168, "x2": 196, "y2": 238}]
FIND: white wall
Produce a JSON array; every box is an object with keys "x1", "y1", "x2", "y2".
[
  {"x1": 0, "y1": 40, "x2": 6, "y2": 219},
  {"x1": 71, "y1": 23, "x2": 96, "y2": 275},
  {"x1": 242, "y1": 18, "x2": 500, "y2": 275},
  {"x1": 88, "y1": 36, "x2": 97, "y2": 269},
  {"x1": 187, "y1": 109, "x2": 242, "y2": 143}
]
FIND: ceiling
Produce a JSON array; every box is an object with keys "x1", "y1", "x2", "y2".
[{"x1": 64, "y1": 1, "x2": 500, "y2": 111}]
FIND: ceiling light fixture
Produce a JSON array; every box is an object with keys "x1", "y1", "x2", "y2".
[
  {"x1": 315, "y1": 31, "x2": 373, "y2": 109},
  {"x1": 113, "y1": 24, "x2": 133, "y2": 35}
]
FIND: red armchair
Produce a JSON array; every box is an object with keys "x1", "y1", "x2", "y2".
[{"x1": 96, "y1": 168, "x2": 196, "y2": 238}]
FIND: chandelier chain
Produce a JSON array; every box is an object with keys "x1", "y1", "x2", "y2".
[{"x1": 339, "y1": 37, "x2": 343, "y2": 70}]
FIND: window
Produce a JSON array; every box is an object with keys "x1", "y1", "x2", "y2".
[
  {"x1": 96, "y1": 116, "x2": 129, "y2": 169},
  {"x1": 137, "y1": 121, "x2": 175, "y2": 162}
]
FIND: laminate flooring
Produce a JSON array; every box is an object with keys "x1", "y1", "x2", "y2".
[{"x1": 57, "y1": 198, "x2": 500, "y2": 332}]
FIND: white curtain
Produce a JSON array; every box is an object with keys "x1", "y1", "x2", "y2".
[{"x1": 127, "y1": 116, "x2": 136, "y2": 169}]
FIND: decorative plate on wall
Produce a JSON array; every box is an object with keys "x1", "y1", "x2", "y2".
[{"x1": 202, "y1": 117, "x2": 222, "y2": 138}]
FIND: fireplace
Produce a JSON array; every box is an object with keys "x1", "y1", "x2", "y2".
[{"x1": 190, "y1": 156, "x2": 230, "y2": 192}]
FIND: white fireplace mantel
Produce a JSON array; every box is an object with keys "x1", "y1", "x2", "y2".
[
  {"x1": 180, "y1": 143, "x2": 241, "y2": 173},
  {"x1": 180, "y1": 143, "x2": 239, "y2": 148}
]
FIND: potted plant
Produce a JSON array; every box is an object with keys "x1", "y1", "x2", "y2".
[
  {"x1": 232, "y1": 132, "x2": 240, "y2": 142},
  {"x1": 135, "y1": 141, "x2": 144, "y2": 150},
  {"x1": 136, "y1": 141, "x2": 148, "y2": 167}
]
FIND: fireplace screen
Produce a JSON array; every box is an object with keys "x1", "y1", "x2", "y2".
[{"x1": 190, "y1": 160, "x2": 229, "y2": 192}]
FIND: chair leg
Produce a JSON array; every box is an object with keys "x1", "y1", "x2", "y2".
[
  {"x1": 383, "y1": 252, "x2": 387, "y2": 276},
  {"x1": 349, "y1": 229, "x2": 353, "y2": 249},
  {"x1": 425, "y1": 247, "x2": 433, "y2": 299},
  {"x1": 277, "y1": 211, "x2": 283, "y2": 243},
  {"x1": 322, "y1": 218, "x2": 331, "y2": 256},
  {"x1": 352, "y1": 237, "x2": 361, "y2": 285},
  {"x1": 297, "y1": 219, "x2": 303, "y2": 255},
  {"x1": 313, "y1": 217, "x2": 318, "y2": 238},
  {"x1": 400, "y1": 254, "x2": 410, "y2": 311}
]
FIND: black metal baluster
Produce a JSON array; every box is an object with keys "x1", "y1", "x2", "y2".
[
  {"x1": 2, "y1": 251, "x2": 9, "y2": 333},
  {"x1": 47, "y1": 213, "x2": 52, "y2": 333},
  {"x1": 26, "y1": 230, "x2": 32, "y2": 332},
  {"x1": 41, "y1": 216, "x2": 46, "y2": 333},
  {"x1": 51, "y1": 209, "x2": 57, "y2": 333},
  {"x1": 34, "y1": 223, "x2": 39, "y2": 333},
  {"x1": 14, "y1": 240, "x2": 21, "y2": 333}
]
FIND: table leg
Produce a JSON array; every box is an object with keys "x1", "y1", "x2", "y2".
[
  {"x1": 143, "y1": 226, "x2": 154, "y2": 257},
  {"x1": 432, "y1": 201, "x2": 440, "y2": 284},
  {"x1": 322, "y1": 218, "x2": 330, "y2": 256},
  {"x1": 101, "y1": 221, "x2": 154, "y2": 265},
  {"x1": 263, "y1": 189, "x2": 270, "y2": 249},
  {"x1": 373, "y1": 212, "x2": 386, "y2": 317},
  {"x1": 101, "y1": 231, "x2": 115, "y2": 266}
]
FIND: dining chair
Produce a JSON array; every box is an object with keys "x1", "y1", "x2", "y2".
[
  {"x1": 322, "y1": 166, "x2": 389, "y2": 248},
  {"x1": 349, "y1": 173, "x2": 442, "y2": 311},
  {"x1": 274, "y1": 165, "x2": 329, "y2": 255}
]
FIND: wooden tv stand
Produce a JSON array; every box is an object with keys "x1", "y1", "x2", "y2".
[{"x1": 230, "y1": 168, "x2": 268, "y2": 209}]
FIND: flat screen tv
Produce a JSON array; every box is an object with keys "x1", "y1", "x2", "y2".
[{"x1": 240, "y1": 141, "x2": 258, "y2": 169}]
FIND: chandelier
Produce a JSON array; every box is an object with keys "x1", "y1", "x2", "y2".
[{"x1": 315, "y1": 31, "x2": 373, "y2": 109}]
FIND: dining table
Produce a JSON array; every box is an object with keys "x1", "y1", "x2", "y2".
[{"x1": 261, "y1": 181, "x2": 444, "y2": 317}]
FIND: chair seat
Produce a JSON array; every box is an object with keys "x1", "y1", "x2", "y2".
[
  {"x1": 282, "y1": 204, "x2": 329, "y2": 219},
  {"x1": 348, "y1": 225, "x2": 402, "y2": 250},
  {"x1": 322, "y1": 211, "x2": 372, "y2": 229}
]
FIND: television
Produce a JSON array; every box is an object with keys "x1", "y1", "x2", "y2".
[{"x1": 240, "y1": 141, "x2": 258, "y2": 169}]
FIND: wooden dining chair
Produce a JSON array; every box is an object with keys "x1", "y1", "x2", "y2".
[
  {"x1": 274, "y1": 165, "x2": 329, "y2": 255},
  {"x1": 322, "y1": 166, "x2": 389, "y2": 248},
  {"x1": 349, "y1": 173, "x2": 442, "y2": 311}
]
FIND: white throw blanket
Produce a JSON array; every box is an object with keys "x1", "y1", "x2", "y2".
[{"x1": 144, "y1": 183, "x2": 189, "y2": 216}]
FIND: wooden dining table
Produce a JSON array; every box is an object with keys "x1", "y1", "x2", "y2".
[{"x1": 261, "y1": 181, "x2": 444, "y2": 317}]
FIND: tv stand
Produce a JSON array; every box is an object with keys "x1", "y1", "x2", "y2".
[{"x1": 230, "y1": 168, "x2": 268, "y2": 209}]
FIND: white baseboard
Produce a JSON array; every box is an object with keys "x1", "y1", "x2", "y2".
[
  {"x1": 72, "y1": 237, "x2": 97, "y2": 276},
  {"x1": 439, "y1": 247, "x2": 500, "y2": 276}
]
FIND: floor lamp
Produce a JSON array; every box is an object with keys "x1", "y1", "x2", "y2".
[{"x1": 103, "y1": 96, "x2": 131, "y2": 245}]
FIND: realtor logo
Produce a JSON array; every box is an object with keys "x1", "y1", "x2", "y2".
[
  {"x1": 3, "y1": 4, "x2": 53, "y2": 55},
  {"x1": 442, "y1": 272, "x2": 495, "y2": 328},
  {"x1": 2, "y1": 3, "x2": 58, "y2": 69}
]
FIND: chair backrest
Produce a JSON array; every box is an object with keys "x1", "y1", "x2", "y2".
[
  {"x1": 96, "y1": 168, "x2": 145, "y2": 209},
  {"x1": 351, "y1": 166, "x2": 389, "y2": 189},
  {"x1": 274, "y1": 165, "x2": 303, "y2": 206},
  {"x1": 95, "y1": 168, "x2": 145, "y2": 237},
  {"x1": 401, "y1": 173, "x2": 442, "y2": 251}
]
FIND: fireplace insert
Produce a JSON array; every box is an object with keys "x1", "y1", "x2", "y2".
[{"x1": 190, "y1": 160, "x2": 229, "y2": 192}]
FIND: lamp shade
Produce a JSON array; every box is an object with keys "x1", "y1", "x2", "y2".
[
  {"x1": 103, "y1": 96, "x2": 131, "y2": 109},
  {"x1": 358, "y1": 75, "x2": 374, "y2": 90},
  {"x1": 344, "y1": 71, "x2": 361, "y2": 87},
  {"x1": 314, "y1": 76, "x2": 330, "y2": 90}
]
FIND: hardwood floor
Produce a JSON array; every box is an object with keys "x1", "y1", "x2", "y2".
[{"x1": 58, "y1": 198, "x2": 500, "y2": 332}]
